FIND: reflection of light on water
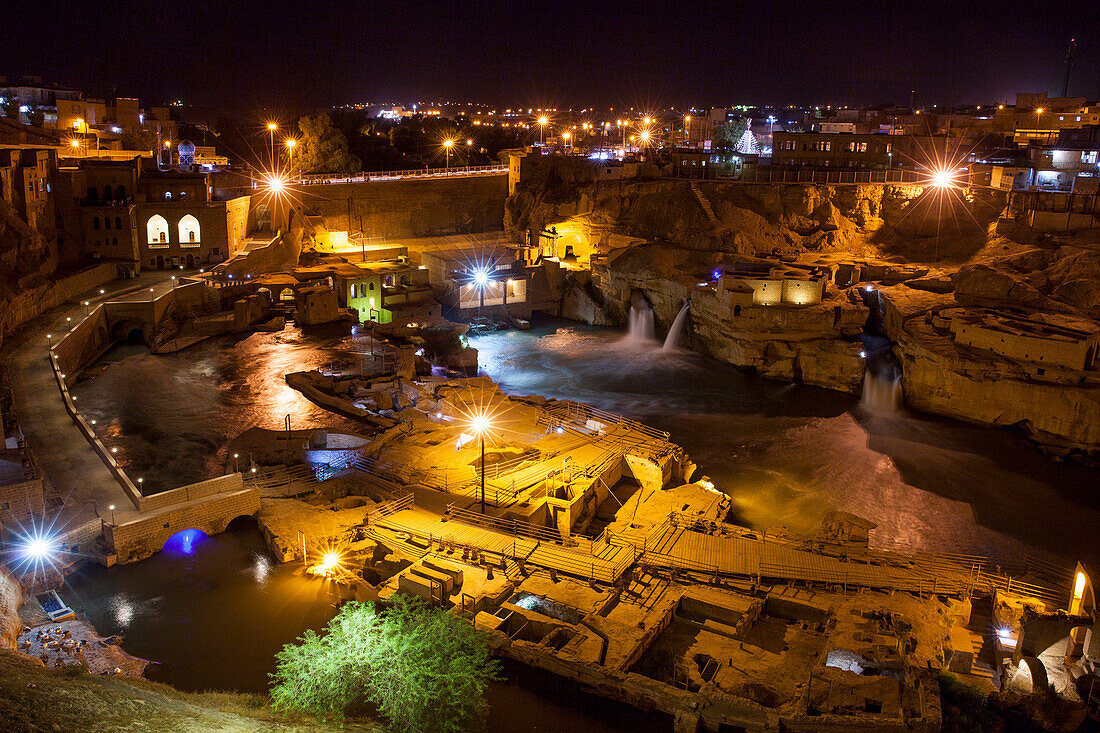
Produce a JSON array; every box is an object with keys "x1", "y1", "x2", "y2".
[
  {"x1": 250, "y1": 554, "x2": 271, "y2": 585},
  {"x1": 111, "y1": 596, "x2": 134, "y2": 628}
]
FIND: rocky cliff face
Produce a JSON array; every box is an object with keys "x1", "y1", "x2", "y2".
[
  {"x1": 0, "y1": 569, "x2": 22, "y2": 650},
  {"x1": 874, "y1": 284, "x2": 1100, "y2": 456},
  {"x1": 512, "y1": 175, "x2": 1098, "y2": 455},
  {"x1": 571, "y1": 243, "x2": 869, "y2": 393},
  {"x1": 506, "y1": 178, "x2": 1003, "y2": 261}
]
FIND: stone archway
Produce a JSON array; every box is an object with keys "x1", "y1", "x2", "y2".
[{"x1": 1017, "y1": 656, "x2": 1050, "y2": 692}]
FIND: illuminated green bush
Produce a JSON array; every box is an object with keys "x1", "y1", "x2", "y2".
[{"x1": 270, "y1": 596, "x2": 501, "y2": 732}]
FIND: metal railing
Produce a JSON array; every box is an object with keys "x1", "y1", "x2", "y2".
[
  {"x1": 296, "y1": 164, "x2": 507, "y2": 185},
  {"x1": 445, "y1": 503, "x2": 563, "y2": 544},
  {"x1": 670, "y1": 168, "x2": 929, "y2": 185},
  {"x1": 364, "y1": 492, "x2": 414, "y2": 523},
  {"x1": 536, "y1": 400, "x2": 670, "y2": 442}
]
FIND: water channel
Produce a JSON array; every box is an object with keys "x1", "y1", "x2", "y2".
[{"x1": 62, "y1": 316, "x2": 1099, "y2": 730}]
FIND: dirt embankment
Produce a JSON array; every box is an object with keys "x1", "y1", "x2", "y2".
[{"x1": 0, "y1": 648, "x2": 378, "y2": 733}]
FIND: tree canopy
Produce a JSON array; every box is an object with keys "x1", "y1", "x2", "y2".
[
  {"x1": 270, "y1": 596, "x2": 501, "y2": 732},
  {"x1": 711, "y1": 118, "x2": 751, "y2": 152},
  {"x1": 294, "y1": 113, "x2": 361, "y2": 175}
]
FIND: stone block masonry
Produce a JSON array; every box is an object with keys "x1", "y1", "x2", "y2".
[
  {"x1": 106, "y1": 487, "x2": 260, "y2": 563},
  {"x1": 311, "y1": 174, "x2": 508, "y2": 240}
]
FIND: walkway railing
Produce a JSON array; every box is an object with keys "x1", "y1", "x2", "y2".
[
  {"x1": 445, "y1": 503, "x2": 564, "y2": 544},
  {"x1": 297, "y1": 164, "x2": 507, "y2": 185},
  {"x1": 669, "y1": 168, "x2": 928, "y2": 185},
  {"x1": 365, "y1": 492, "x2": 414, "y2": 523}
]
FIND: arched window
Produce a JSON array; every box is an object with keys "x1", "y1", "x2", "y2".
[
  {"x1": 115, "y1": 216, "x2": 122, "y2": 229},
  {"x1": 146, "y1": 214, "x2": 169, "y2": 244},
  {"x1": 117, "y1": 185, "x2": 126, "y2": 199},
  {"x1": 104, "y1": 217, "x2": 111, "y2": 230},
  {"x1": 112, "y1": 237, "x2": 118, "y2": 247},
  {"x1": 104, "y1": 185, "x2": 112, "y2": 200},
  {"x1": 178, "y1": 214, "x2": 200, "y2": 244},
  {"x1": 92, "y1": 216, "x2": 100, "y2": 230},
  {"x1": 368, "y1": 281, "x2": 376, "y2": 290}
]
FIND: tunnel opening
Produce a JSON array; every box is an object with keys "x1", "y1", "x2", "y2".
[{"x1": 125, "y1": 328, "x2": 145, "y2": 345}]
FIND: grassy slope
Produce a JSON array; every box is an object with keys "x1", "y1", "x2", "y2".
[{"x1": 0, "y1": 650, "x2": 379, "y2": 733}]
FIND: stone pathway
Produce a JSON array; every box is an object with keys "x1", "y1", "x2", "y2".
[{"x1": 2, "y1": 274, "x2": 172, "y2": 532}]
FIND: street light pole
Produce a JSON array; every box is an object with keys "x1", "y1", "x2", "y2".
[{"x1": 480, "y1": 431, "x2": 486, "y2": 514}]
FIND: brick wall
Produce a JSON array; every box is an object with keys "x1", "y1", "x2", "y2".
[{"x1": 0, "y1": 478, "x2": 46, "y2": 533}]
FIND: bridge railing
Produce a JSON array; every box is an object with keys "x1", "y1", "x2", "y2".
[{"x1": 297, "y1": 164, "x2": 507, "y2": 185}]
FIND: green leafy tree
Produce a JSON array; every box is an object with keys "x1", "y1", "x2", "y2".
[
  {"x1": 121, "y1": 128, "x2": 157, "y2": 152},
  {"x1": 271, "y1": 596, "x2": 501, "y2": 732},
  {"x1": 711, "y1": 118, "x2": 750, "y2": 152},
  {"x1": 296, "y1": 113, "x2": 362, "y2": 174}
]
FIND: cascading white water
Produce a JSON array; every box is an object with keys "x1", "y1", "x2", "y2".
[
  {"x1": 663, "y1": 301, "x2": 691, "y2": 351},
  {"x1": 861, "y1": 370, "x2": 903, "y2": 414},
  {"x1": 625, "y1": 303, "x2": 656, "y2": 342}
]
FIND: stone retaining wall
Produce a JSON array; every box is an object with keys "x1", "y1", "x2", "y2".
[
  {"x1": 0, "y1": 262, "x2": 117, "y2": 342},
  {"x1": 138, "y1": 474, "x2": 244, "y2": 512}
]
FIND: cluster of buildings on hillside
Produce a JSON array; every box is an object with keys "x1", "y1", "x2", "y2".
[
  {"x1": 1, "y1": 145, "x2": 260, "y2": 279},
  {"x1": 1, "y1": 76, "x2": 225, "y2": 169}
]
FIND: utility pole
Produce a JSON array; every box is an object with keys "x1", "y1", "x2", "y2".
[{"x1": 1062, "y1": 38, "x2": 1077, "y2": 97}]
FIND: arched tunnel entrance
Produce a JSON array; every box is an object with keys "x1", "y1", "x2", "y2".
[
  {"x1": 110, "y1": 320, "x2": 148, "y2": 347},
  {"x1": 162, "y1": 528, "x2": 207, "y2": 556}
]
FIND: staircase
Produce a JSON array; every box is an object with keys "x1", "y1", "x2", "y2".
[{"x1": 689, "y1": 181, "x2": 721, "y2": 229}]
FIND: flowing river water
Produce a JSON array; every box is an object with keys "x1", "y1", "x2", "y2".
[{"x1": 61, "y1": 317, "x2": 1099, "y2": 730}]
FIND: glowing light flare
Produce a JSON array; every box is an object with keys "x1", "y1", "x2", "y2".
[
  {"x1": 309, "y1": 550, "x2": 344, "y2": 577},
  {"x1": 930, "y1": 168, "x2": 956, "y2": 189},
  {"x1": 24, "y1": 536, "x2": 55, "y2": 559},
  {"x1": 472, "y1": 268, "x2": 489, "y2": 286},
  {"x1": 266, "y1": 175, "x2": 287, "y2": 194},
  {"x1": 267, "y1": 122, "x2": 278, "y2": 131},
  {"x1": 469, "y1": 415, "x2": 492, "y2": 434}
]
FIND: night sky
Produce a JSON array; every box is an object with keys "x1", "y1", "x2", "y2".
[{"x1": 5, "y1": 0, "x2": 1098, "y2": 111}]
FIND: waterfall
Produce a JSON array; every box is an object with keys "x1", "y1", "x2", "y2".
[
  {"x1": 663, "y1": 301, "x2": 692, "y2": 351},
  {"x1": 861, "y1": 370, "x2": 903, "y2": 414},
  {"x1": 625, "y1": 303, "x2": 656, "y2": 342}
]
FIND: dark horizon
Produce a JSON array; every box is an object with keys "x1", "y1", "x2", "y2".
[{"x1": 3, "y1": 0, "x2": 1099, "y2": 113}]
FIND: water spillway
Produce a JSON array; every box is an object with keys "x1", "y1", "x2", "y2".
[
  {"x1": 624, "y1": 302, "x2": 656, "y2": 343},
  {"x1": 663, "y1": 302, "x2": 691, "y2": 351},
  {"x1": 861, "y1": 370, "x2": 903, "y2": 414}
]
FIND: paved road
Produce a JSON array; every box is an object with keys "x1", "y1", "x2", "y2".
[{"x1": 3, "y1": 273, "x2": 173, "y2": 532}]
